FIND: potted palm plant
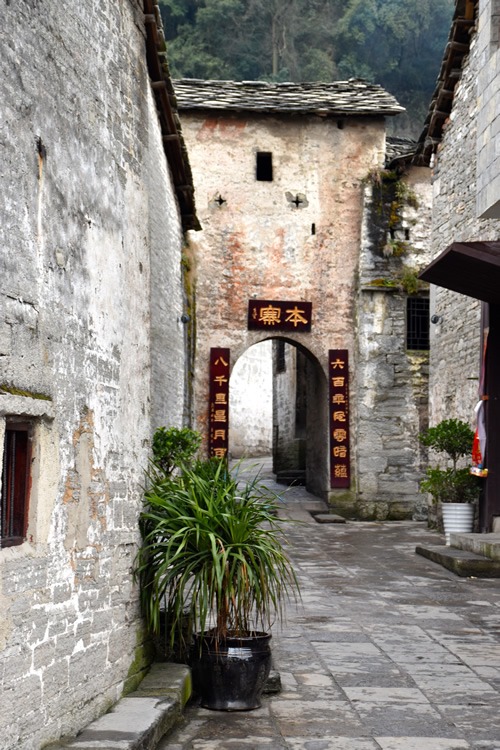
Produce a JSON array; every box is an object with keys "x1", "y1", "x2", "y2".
[
  {"x1": 419, "y1": 418, "x2": 481, "y2": 544},
  {"x1": 136, "y1": 439, "x2": 299, "y2": 711}
]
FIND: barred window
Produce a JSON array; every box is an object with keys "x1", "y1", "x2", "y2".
[
  {"x1": 1, "y1": 421, "x2": 32, "y2": 548},
  {"x1": 406, "y1": 297, "x2": 430, "y2": 351}
]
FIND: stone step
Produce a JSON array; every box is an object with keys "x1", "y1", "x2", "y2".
[
  {"x1": 44, "y1": 662, "x2": 282, "y2": 750},
  {"x1": 449, "y1": 532, "x2": 500, "y2": 561},
  {"x1": 311, "y1": 512, "x2": 346, "y2": 524},
  {"x1": 276, "y1": 469, "x2": 306, "y2": 486},
  {"x1": 415, "y1": 543, "x2": 500, "y2": 578},
  {"x1": 45, "y1": 663, "x2": 191, "y2": 750}
]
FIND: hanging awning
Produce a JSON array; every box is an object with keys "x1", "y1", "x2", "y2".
[{"x1": 419, "y1": 241, "x2": 500, "y2": 304}]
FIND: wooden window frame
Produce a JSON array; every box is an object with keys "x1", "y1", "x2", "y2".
[{"x1": 1, "y1": 420, "x2": 33, "y2": 548}]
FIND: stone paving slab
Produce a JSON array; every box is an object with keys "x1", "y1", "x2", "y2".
[{"x1": 157, "y1": 462, "x2": 500, "y2": 750}]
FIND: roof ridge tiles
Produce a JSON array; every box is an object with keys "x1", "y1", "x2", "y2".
[{"x1": 173, "y1": 78, "x2": 404, "y2": 117}]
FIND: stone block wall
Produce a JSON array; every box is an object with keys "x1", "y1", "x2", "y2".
[
  {"x1": 477, "y1": 0, "x2": 500, "y2": 218},
  {"x1": 354, "y1": 168, "x2": 433, "y2": 519},
  {"x1": 429, "y1": 22, "x2": 500, "y2": 428},
  {"x1": 0, "y1": 2, "x2": 186, "y2": 747}
]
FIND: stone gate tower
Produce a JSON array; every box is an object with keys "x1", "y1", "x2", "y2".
[{"x1": 176, "y1": 78, "x2": 431, "y2": 519}]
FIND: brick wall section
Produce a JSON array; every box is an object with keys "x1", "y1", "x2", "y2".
[{"x1": 0, "y1": 2, "x2": 186, "y2": 747}]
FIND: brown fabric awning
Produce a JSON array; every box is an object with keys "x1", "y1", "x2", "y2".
[{"x1": 419, "y1": 241, "x2": 500, "y2": 304}]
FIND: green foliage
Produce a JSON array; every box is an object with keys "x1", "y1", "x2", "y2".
[
  {"x1": 419, "y1": 418, "x2": 474, "y2": 470},
  {"x1": 335, "y1": 0, "x2": 453, "y2": 120},
  {"x1": 399, "y1": 267, "x2": 419, "y2": 295},
  {"x1": 136, "y1": 459, "x2": 299, "y2": 651},
  {"x1": 366, "y1": 277, "x2": 398, "y2": 288},
  {"x1": 383, "y1": 239, "x2": 408, "y2": 258},
  {"x1": 420, "y1": 467, "x2": 479, "y2": 505},
  {"x1": 367, "y1": 171, "x2": 419, "y2": 257},
  {"x1": 419, "y1": 419, "x2": 480, "y2": 504},
  {"x1": 0, "y1": 384, "x2": 52, "y2": 400},
  {"x1": 151, "y1": 426, "x2": 201, "y2": 477},
  {"x1": 158, "y1": 0, "x2": 454, "y2": 133}
]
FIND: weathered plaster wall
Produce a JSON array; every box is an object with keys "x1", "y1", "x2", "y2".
[
  {"x1": 0, "y1": 2, "x2": 186, "y2": 747},
  {"x1": 183, "y1": 110, "x2": 387, "y2": 500},
  {"x1": 229, "y1": 340, "x2": 273, "y2": 457},
  {"x1": 273, "y1": 343, "x2": 300, "y2": 470},
  {"x1": 147, "y1": 98, "x2": 187, "y2": 429},
  {"x1": 354, "y1": 168, "x2": 432, "y2": 519}
]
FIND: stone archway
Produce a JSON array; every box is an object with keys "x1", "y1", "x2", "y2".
[{"x1": 228, "y1": 337, "x2": 330, "y2": 500}]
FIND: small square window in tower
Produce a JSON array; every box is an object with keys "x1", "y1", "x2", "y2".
[
  {"x1": 406, "y1": 297, "x2": 430, "y2": 351},
  {"x1": 1, "y1": 420, "x2": 32, "y2": 547},
  {"x1": 256, "y1": 152, "x2": 273, "y2": 181}
]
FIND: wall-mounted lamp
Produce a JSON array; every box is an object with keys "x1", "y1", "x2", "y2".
[{"x1": 430, "y1": 314, "x2": 442, "y2": 324}]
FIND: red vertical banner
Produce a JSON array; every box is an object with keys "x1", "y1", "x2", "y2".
[
  {"x1": 209, "y1": 348, "x2": 230, "y2": 459},
  {"x1": 329, "y1": 349, "x2": 350, "y2": 489}
]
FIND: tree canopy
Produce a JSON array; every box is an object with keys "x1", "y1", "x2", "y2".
[{"x1": 159, "y1": 0, "x2": 454, "y2": 134}]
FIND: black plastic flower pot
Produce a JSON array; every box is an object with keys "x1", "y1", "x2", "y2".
[{"x1": 190, "y1": 631, "x2": 272, "y2": 711}]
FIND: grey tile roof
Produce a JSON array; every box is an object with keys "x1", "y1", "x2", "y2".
[
  {"x1": 386, "y1": 136, "x2": 417, "y2": 166},
  {"x1": 173, "y1": 78, "x2": 404, "y2": 117}
]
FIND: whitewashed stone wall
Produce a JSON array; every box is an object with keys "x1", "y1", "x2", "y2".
[
  {"x1": 229, "y1": 341, "x2": 273, "y2": 457},
  {"x1": 0, "y1": 2, "x2": 186, "y2": 748}
]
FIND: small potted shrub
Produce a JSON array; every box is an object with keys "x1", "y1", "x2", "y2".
[
  {"x1": 140, "y1": 426, "x2": 202, "y2": 661},
  {"x1": 419, "y1": 418, "x2": 481, "y2": 544},
  {"x1": 136, "y1": 434, "x2": 299, "y2": 710}
]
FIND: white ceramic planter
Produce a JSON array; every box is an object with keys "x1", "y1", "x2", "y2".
[{"x1": 441, "y1": 503, "x2": 474, "y2": 545}]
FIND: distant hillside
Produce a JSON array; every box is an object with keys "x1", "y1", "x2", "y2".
[{"x1": 159, "y1": 0, "x2": 454, "y2": 137}]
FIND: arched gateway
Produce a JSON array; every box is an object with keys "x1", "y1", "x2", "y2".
[
  {"x1": 214, "y1": 337, "x2": 332, "y2": 500},
  {"x1": 177, "y1": 78, "x2": 432, "y2": 518}
]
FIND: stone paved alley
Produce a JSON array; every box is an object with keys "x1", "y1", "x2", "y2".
[{"x1": 158, "y1": 461, "x2": 500, "y2": 750}]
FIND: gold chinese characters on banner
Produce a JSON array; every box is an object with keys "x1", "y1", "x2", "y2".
[
  {"x1": 329, "y1": 349, "x2": 350, "y2": 489},
  {"x1": 209, "y1": 348, "x2": 230, "y2": 459},
  {"x1": 248, "y1": 300, "x2": 312, "y2": 332}
]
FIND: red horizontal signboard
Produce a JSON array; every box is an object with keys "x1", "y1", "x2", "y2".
[{"x1": 248, "y1": 300, "x2": 312, "y2": 332}]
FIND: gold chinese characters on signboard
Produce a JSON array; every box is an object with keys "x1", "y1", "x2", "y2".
[
  {"x1": 248, "y1": 300, "x2": 312, "y2": 332},
  {"x1": 209, "y1": 348, "x2": 230, "y2": 459},
  {"x1": 329, "y1": 349, "x2": 350, "y2": 489}
]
